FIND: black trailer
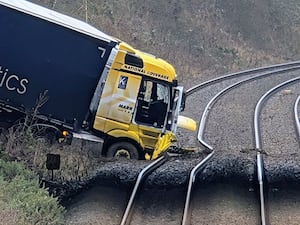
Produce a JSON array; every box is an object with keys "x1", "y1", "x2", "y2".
[{"x1": 0, "y1": 0, "x2": 117, "y2": 127}]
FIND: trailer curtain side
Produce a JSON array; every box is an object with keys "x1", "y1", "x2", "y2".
[{"x1": 0, "y1": 3, "x2": 117, "y2": 127}]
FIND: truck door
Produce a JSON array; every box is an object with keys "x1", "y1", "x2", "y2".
[
  {"x1": 95, "y1": 70, "x2": 142, "y2": 129},
  {"x1": 169, "y1": 86, "x2": 183, "y2": 132},
  {"x1": 134, "y1": 79, "x2": 170, "y2": 149}
]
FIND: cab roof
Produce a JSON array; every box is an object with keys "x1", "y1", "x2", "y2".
[{"x1": 118, "y1": 42, "x2": 177, "y2": 83}]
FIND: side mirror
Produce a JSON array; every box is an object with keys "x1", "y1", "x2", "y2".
[{"x1": 180, "y1": 92, "x2": 186, "y2": 112}]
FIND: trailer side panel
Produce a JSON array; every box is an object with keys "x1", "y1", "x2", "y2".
[{"x1": 0, "y1": 4, "x2": 116, "y2": 126}]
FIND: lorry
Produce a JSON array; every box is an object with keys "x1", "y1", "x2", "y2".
[{"x1": 0, "y1": 0, "x2": 196, "y2": 160}]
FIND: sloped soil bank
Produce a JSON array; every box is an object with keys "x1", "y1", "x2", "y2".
[{"x1": 44, "y1": 151, "x2": 300, "y2": 205}]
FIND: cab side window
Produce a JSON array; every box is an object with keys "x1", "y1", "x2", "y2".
[{"x1": 135, "y1": 79, "x2": 169, "y2": 128}]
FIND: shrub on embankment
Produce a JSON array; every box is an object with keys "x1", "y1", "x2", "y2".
[{"x1": 0, "y1": 159, "x2": 65, "y2": 225}]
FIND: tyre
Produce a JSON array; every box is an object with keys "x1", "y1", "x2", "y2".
[{"x1": 106, "y1": 142, "x2": 139, "y2": 159}]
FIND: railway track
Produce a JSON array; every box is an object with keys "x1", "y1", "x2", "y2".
[
  {"x1": 254, "y1": 77, "x2": 300, "y2": 225},
  {"x1": 120, "y1": 156, "x2": 168, "y2": 225},
  {"x1": 66, "y1": 61, "x2": 300, "y2": 225},
  {"x1": 188, "y1": 62, "x2": 300, "y2": 225}
]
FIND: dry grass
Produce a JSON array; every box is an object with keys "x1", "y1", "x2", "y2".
[
  {"x1": 2, "y1": 132, "x2": 104, "y2": 181},
  {"x1": 0, "y1": 90, "x2": 103, "y2": 181},
  {"x1": 28, "y1": 0, "x2": 300, "y2": 89},
  {"x1": 0, "y1": 208, "x2": 20, "y2": 225}
]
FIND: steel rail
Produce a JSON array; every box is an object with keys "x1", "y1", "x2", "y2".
[
  {"x1": 256, "y1": 152, "x2": 267, "y2": 225},
  {"x1": 197, "y1": 65, "x2": 300, "y2": 150},
  {"x1": 180, "y1": 66, "x2": 300, "y2": 225},
  {"x1": 120, "y1": 156, "x2": 168, "y2": 225},
  {"x1": 119, "y1": 63, "x2": 300, "y2": 225},
  {"x1": 254, "y1": 76, "x2": 300, "y2": 225},
  {"x1": 294, "y1": 95, "x2": 300, "y2": 145},
  {"x1": 254, "y1": 76, "x2": 300, "y2": 149},
  {"x1": 181, "y1": 150, "x2": 215, "y2": 225},
  {"x1": 186, "y1": 61, "x2": 300, "y2": 97}
]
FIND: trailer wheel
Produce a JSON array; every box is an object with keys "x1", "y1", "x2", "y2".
[{"x1": 107, "y1": 142, "x2": 139, "y2": 159}]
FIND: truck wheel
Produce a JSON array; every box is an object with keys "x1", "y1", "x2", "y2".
[{"x1": 107, "y1": 142, "x2": 139, "y2": 159}]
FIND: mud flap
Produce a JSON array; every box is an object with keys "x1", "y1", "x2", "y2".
[{"x1": 146, "y1": 133, "x2": 177, "y2": 160}]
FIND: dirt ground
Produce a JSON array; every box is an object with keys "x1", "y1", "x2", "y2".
[
  {"x1": 65, "y1": 182, "x2": 300, "y2": 225},
  {"x1": 64, "y1": 175, "x2": 300, "y2": 225}
]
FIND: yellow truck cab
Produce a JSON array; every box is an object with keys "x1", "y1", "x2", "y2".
[{"x1": 94, "y1": 42, "x2": 195, "y2": 159}]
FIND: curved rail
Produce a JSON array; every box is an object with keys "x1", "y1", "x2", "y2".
[
  {"x1": 120, "y1": 156, "x2": 168, "y2": 225},
  {"x1": 254, "y1": 76, "x2": 300, "y2": 225},
  {"x1": 181, "y1": 150, "x2": 215, "y2": 225},
  {"x1": 294, "y1": 96, "x2": 300, "y2": 144},
  {"x1": 254, "y1": 76, "x2": 300, "y2": 149},
  {"x1": 186, "y1": 61, "x2": 300, "y2": 96},
  {"x1": 120, "y1": 63, "x2": 300, "y2": 225},
  {"x1": 180, "y1": 63, "x2": 300, "y2": 225},
  {"x1": 198, "y1": 65, "x2": 300, "y2": 150}
]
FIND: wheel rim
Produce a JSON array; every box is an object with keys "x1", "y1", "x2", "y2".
[{"x1": 115, "y1": 149, "x2": 131, "y2": 158}]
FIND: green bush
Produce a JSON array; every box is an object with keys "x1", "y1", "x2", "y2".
[
  {"x1": 0, "y1": 159, "x2": 34, "y2": 181},
  {"x1": 0, "y1": 159, "x2": 65, "y2": 225}
]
